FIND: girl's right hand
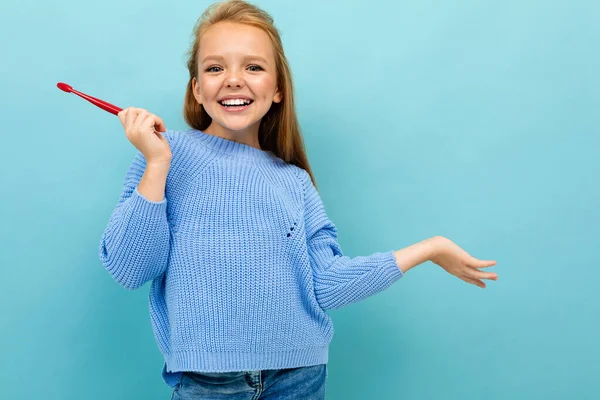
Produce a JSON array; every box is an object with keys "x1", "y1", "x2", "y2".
[{"x1": 117, "y1": 107, "x2": 172, "y2": 165}]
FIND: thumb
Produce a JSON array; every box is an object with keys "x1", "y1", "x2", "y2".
[{"x1": 153, "y1": 115, "x2": 166, "y2": 133}]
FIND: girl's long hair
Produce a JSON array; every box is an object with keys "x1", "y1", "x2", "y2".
[{"x1": 183, "y1": 0, "x2": 318, "y2": 188}]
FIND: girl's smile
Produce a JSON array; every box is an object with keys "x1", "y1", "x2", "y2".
[{"x1": 217, "y1": 97, "x2": 254, "y2": 112}]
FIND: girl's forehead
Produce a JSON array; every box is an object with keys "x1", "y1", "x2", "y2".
[{"x1": 199, "y1": 22, "x2": 274, "y2": 61}]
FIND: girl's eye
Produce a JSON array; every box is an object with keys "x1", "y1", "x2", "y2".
[{"x1": 205, "y1": 65, "x2": 263, "y2": 73}]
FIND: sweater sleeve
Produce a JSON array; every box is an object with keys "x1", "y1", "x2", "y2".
[
  {"x1": 301, "y1": 169, "x2": 405, "y2": 310},
  {"x1": 98, "y1": 136, "x2": 173, "y2": 290}
]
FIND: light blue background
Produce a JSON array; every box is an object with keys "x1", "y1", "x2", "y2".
[{"x1": 1, "y1": 0, "x2": 598, "y2": 398}]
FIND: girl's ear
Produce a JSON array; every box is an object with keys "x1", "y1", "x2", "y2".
[
  {"x1": 273, "y1": 86, "x2": 283, "y2": 103},
  {"x1": 192, "y1": 77, "x2": 203, "y2": 104}
]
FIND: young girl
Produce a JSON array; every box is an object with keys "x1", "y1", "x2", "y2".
[{"x1": 99, "y1": 0, "x2": 499, "y2": 398}]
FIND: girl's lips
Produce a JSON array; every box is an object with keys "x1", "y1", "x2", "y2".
[{"x1": 218, "y1": 101, "x2": 253, "y2": 112}]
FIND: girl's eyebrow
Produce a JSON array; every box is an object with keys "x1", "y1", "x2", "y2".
[{"x1": 202, "y1": 55, "x2": 268, "y2": 64}]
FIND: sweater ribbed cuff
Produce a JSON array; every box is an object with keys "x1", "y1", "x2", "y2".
[
  {"x1": 128, "y1": 186, "x2": 167, "y2": 218},
  {"x1": 383, "y1": 249, "x2": 405, "y2": 280}
]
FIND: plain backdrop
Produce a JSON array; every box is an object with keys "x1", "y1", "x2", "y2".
[{"x1": 1, "y1": 0, "x2": 598, "y2": 399}]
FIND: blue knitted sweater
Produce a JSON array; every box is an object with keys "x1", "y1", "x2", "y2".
[{"x1": 98, "y1": 128, "x2": 405, "y2": 388}]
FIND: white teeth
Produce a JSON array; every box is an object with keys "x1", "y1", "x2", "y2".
[{"x1": 220, "y1": 99, "x2": 252, "y2": 106}]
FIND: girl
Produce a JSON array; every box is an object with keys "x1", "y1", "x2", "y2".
[{"x1": 99, "y1": 0, "x2": 499, "y2": 399}]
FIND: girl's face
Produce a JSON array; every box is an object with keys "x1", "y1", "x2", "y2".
[{"x1": 192, "y1": 22, "x2": 282, "y2": 145}]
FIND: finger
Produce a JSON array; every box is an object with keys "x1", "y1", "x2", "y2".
[
  {"x1": 480, "y1": 272, "x2": 498, "y2": 280},
  {"x1": 142, "y1": 112, "x2": 161, "y2": 132},
  {"x1": 473, "y1": 259, "x2": 497, "y2": 269},
  {"x1": 152, "y1": 114, "x2": 166, "y2": 133},
  {"x1": 117, "y1": 107, "x2": 128, "y2": 124},
  {"x1": 125, "y1": 107, "x2": 137, "y2": 130},
  {"x1": 133, "y1": 109, "x2": 150, "y2": 132},
  {"x1": 141, "y1": 112, "x2": 160, "y2": 134},
  {"x1": 464, "y1": 265, "x2": 497, "y2": 281},
  {"x1": 463, "y1": 276, "x2": 486, "y2": 288}
]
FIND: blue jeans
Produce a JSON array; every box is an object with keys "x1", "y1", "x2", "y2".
[{"x1": 170, "y1": 364, "x2": 328, "y2": 400}]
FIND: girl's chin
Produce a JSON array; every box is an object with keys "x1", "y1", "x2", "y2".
[{"x1": 211, "y1": 119, "x2": 259, "y2": 132}]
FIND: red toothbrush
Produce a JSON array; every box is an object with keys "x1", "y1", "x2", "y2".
[
  {"x1": 57, "y1": 82, "x2": 123, "y2": 115},
  {"x1": 57, "y1": 82, "x2": 163, "y2": 133}
]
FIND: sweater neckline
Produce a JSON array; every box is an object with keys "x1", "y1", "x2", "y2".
[{"x1": 189, "y1": 128, "x2": 276, "y2": 162}]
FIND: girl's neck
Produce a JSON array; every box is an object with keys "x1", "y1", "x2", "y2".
[{"x1": 204, "y1": 121, "x2": 262, "y2": 150}]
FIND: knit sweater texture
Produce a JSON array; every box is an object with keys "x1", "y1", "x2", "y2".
[{"x1": 98, "y1": 128, "x2": 405, "y2": 388}]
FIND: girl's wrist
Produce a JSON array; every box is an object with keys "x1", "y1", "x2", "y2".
[{"x1": 393, "y1": 236, "x2": 439, "y2": 274}]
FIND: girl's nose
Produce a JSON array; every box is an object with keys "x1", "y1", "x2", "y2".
[{"x1": 225, "y1": 70, "x2": 244, "y2": 87}]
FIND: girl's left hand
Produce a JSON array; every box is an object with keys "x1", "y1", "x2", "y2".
[{"x1": 430, "y1": 236, "x2": 498, "y2": 288}]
